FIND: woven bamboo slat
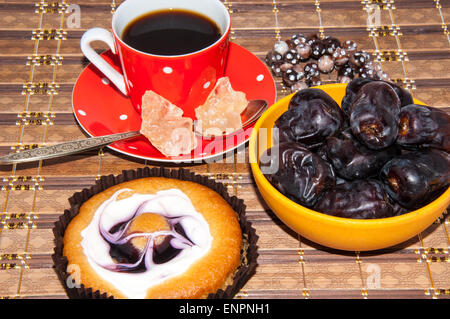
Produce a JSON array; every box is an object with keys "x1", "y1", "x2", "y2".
[{"x1": 0, "y1": 0, "x2": 448, "y2": 299}]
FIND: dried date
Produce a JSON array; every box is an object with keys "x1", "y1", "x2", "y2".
[
  {"x1": 314, "y1": 179, "x2": 395, "y2": 219},
  {"x1": 260, "y1": 142, "x2": 335, "y2": 208},
  {"x1": 341, "y1": 78, "x2": 376, "y2": 116},
  {"x1": 389, "y1": 82, "x2": 414, "y2": 107},
  {"x1": 276, "y1": 89, "x2": 344, "y2": 148},
  {"x1": 325, "y1": 129, "x2": 400, "y2": 180},
  {"x1": 397, "y1": 104, "x2": 450, "y2": 152},
  {"x1": 341, "y1": 78, "x2": 413, "y2": 116},
  {"x1": 350, "y1": 81, "x2": 401, "y2": 150},
  {"x1": 380, "y1": 149, "x2": 450, "y2": 210}
]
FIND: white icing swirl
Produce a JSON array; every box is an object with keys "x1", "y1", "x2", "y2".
[{"x1": 80, "y1": 188, "x2": 212, "y2": 299}]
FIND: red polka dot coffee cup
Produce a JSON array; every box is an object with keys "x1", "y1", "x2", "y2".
[{"x1": 80, "y1": 0, "x2": 231, "y2": 119}]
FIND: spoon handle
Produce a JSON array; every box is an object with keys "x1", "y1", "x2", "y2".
[{"x1": 0, "y1": 131, "x2": 141, "y2": 164}]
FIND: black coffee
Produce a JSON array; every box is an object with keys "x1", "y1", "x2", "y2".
[{"x1": 122, "y1": 9, "x2": 222, "y2": 56}]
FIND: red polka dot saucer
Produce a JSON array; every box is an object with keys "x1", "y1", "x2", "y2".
[{"x1": 72, "y1": 42, "x2": 276, "y2": 163}]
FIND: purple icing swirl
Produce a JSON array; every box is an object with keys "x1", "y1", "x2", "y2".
[{"x1": 97, "y1": 195, "x2": 198, "y2": 272}]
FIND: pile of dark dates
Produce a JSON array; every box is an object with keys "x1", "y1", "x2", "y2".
[
  {"x1": 260, "y1": 78, "x2": 450, "y2": 219},
  {"x1": 265, "y1": 33, "x2": 389, "y2": 92}
]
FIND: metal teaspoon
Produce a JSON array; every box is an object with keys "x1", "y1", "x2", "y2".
[{"x1": 0, "y1": 99, "x2": 268, "y2": 164}]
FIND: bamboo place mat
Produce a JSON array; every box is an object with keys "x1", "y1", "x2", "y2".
[{"x1": 0, "y1": 0, "x2": 449, "y2": 300}]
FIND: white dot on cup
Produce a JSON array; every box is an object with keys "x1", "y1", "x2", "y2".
[
  {"x1": 203, "y1": 81, "x2": 211, "y2": 89},
  {"x1": 128, "y1": 80, "x2": 133, "y2": 88},
  {"x1": 78, "y1": 109, "x2": 87, "y2": 116},
  {"x1": 256, "y1": 74, "x2": 264, "y2": 82},
  {"x1": 119, "y1": 114, "x2": 128, "y2": 120},
  {"x1": 128, "y1": 146, "x2": 137, "y2": 150},
  {"x1": 163, "y1": 67, "x2": 173, "y2": 74},
  {"x1": 102, "y1": 78, "x2": 110, "y2": 85}
]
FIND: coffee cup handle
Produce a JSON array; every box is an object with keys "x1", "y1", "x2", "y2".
[{"x1": 80, "y1": 28, "x2": 128, "y2": 96}]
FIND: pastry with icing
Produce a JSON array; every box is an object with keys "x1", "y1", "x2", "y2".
[{"x1": 63, "y1": 177, "x2": 242, "y2": 299}]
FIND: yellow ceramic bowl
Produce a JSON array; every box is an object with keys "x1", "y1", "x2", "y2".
[{"x1": 249, "y1": 83, "x2": 450, "y2": 251}]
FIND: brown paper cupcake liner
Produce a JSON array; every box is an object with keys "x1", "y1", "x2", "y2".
[{"x1": 52, "y1": 167, "x2": 259, "y2": 299}]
